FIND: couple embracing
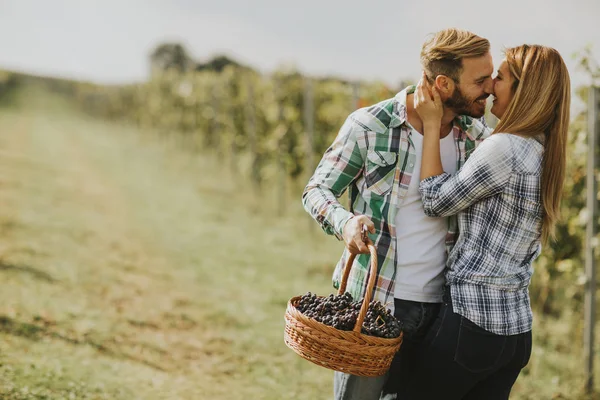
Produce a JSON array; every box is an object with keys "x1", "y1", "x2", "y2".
[{"x1": 303, "y1": 28, "x2": 570, "y2": 400}]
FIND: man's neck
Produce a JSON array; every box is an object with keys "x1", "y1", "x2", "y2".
[{"x1": 406, "y1": 93, "x2": 455, "y2": 138}]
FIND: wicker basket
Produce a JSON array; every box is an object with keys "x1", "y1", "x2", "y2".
[{"x1": 284, "y1": 244, "x2": 403, "y2": 377}]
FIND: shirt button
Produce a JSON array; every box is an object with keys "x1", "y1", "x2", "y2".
[{"x1": 410, "y1": 163, "x2": 414, "y2": 167}]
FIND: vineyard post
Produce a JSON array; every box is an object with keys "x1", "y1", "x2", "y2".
[
  {"x1": 208, "y1": 80, "x2": 220, "y2": 151},
  {"x1": 585, "y1": 86, "x2": 600, "y2": 395},
  {"x1": 245, "y1": 76, "x2": 260, "y2": 188},
  {"x1": 224, "y1": 76, "x2": 237, "y2": 174},
  {"x1": 352, "y1": 81, "x2": 360, "y2": 111},
  {"x1": 136, "y1": 83, "x2": 143, "y2": 129},
  {"x1": 194, "y1": 79, "x2": 203, "y2": 151},
  {"x1": 304, "y1": 77, "x2": 315, "y2": 178},
  {"x1": 304, "y1": 77, "x2": 315, "y2": 230},
  {"x1": 191, "y1": 80, "x2": 197, "y2": 137},
  {"x1": 276, "y1": 77, "x2": 287, "y2": 217}
]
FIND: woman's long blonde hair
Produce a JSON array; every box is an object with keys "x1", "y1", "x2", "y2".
[{"x1": 493, "y1": 45, "x2": 571, "y2": 244}]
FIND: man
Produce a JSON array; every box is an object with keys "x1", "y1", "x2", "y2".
[{"x1": 302, "y1": 28, "x2": 494, "y2": 400}]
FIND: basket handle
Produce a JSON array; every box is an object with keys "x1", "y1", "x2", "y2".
[{"x1": 337, "y1": 243, "x2": 378, "y2": 334}]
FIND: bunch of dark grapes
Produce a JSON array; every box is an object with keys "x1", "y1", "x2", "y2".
[
  {"x1": 360, "y1": 300, "x2": 402, "y2": 339},
  {"x1": 295, "y1": 292, "x2": 402, "y2": 339}
]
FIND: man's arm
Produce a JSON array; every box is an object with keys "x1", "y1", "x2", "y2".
[{"x1": 302, "y1": 116, "x2": 366, "y2": 240}]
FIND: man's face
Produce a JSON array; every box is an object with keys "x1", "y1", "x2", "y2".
[{"x1": 444, "y1": 52, "x2": 494, "y2": 118}]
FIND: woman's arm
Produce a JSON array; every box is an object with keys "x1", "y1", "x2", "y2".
[
  {"x1": 412, "y1": 73, "x2": 513, "y2": 217},
  {"x1": 413, "y1": 75, "x2": 445, "y2": 180},
  {"x1": 419, "y1": 134, "x2": 514, "y2": 217}
]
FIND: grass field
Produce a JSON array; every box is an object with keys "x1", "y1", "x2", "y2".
[{"x1": 0, "y1": 86, "x2": 598, "y2": 399}]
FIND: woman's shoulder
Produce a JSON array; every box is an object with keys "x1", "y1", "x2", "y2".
[
  {"x1": 490, "y1": 133, "x2": 543, "y2": 171},
  {"x1": 478, "y1": 132, "x2": 514, "y2": 154},
  {"x1": 487, "y1": 132, "x2": 520, "y2": 142},
  {"x1": 486, "y1": 132, "x2": 543, "y2": 151},
  {"x1": 489, "y1": 132, "x2": 542, "y2": 142}
]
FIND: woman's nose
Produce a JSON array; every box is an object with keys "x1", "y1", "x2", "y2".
[{"x1": 488, "y1": 79, "x2": 497, "y2": 95}]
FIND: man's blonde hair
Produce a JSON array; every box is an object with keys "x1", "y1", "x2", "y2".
[{"x1": 420, "y1": 28, "x2": 490, "y2": 83}]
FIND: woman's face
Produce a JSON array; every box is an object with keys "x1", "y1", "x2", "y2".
[{"x1": 491, "y1": 59, "x2": 516, "y2": 119}]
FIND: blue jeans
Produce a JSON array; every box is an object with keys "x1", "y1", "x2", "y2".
[{"x1": 333, "y1": 298, "x2": 441, "y2": 400}]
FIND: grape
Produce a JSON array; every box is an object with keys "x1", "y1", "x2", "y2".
[{"x1": 295, "y1": 292, "x2": 402, "y2": 339}]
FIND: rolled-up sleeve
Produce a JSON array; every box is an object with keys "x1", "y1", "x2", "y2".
[
  {"x1": 419, "y1": 134, "x2": 514, "y2": 218},
  {"x1": 302, "y1": 116, "x2": 365, "y2": 239}
]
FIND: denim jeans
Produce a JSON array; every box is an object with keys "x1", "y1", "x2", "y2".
[
  {"x1": 333, "y1": 298, "x2": 441, "y2": 400},
  {"x1": 392, "y1": 292, "x2": 532, "y2": 400}
]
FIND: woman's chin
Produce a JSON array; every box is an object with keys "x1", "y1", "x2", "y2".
[{"x1": 490, "y1": 105, "x2": 502, "y2": 119}]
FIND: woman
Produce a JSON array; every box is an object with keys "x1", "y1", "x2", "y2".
[{"x1": 394, "y1": 45, "x2": 570, "y2": 399}]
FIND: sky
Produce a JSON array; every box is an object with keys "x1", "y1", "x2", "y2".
[{"x1": 0, "y1": 0, "x2": 599, "y2": 92}]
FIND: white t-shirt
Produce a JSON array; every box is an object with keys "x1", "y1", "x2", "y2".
[{"x1": 394, "y1": 130, "x2": 458, "y2": 302}]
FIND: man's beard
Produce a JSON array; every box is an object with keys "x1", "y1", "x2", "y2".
[{"x1": 444, "y1": 85, "x2": 488, "y2": 118}]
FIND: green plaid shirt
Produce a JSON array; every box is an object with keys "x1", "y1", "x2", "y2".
[{"x1": 302, "y1": 87, "x2": 491, "y2": 309}]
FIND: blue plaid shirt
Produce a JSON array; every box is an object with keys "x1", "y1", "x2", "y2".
[{"x1": 420, "y1": 133, "x2": 544, "y2": 335}]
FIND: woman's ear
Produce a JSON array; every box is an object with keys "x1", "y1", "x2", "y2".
[{"x1": 434, "y1": 75, "x2": 454, "y2": 97}]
